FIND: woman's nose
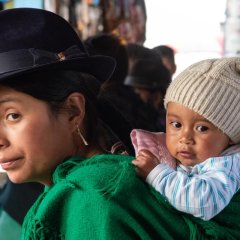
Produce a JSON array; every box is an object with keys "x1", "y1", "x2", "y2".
[{"x1": 0, "y1": 137, "x2": 9, "y2": 149}]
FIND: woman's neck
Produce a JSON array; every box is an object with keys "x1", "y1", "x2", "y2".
[{"x1": 84, "y1": 144, "x2": 107, "y2": 158}]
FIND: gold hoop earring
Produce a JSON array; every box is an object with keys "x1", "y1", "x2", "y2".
[{"x1": 77, "y1": 127, "x2": 88, "y2": 146}]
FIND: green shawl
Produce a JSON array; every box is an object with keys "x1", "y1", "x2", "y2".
[{"x1": 21, "y1": 154, "x2": 240, "y2": 239}]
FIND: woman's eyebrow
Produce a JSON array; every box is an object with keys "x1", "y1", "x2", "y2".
[{"x1": 0, "y1": 97, "x2": 19, "y2": 104}]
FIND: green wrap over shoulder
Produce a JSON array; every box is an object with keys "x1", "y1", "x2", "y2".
[{"x1": 21, "y1": 154, "x2": 240, "y2": 240}]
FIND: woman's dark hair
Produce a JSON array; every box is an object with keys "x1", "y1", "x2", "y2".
[
  {"x1": 1, "y1": 70, "x2": 134, "y2": 154},
  {"x1": 1, "y1": 70, "x2": 101, "y2": 145}
]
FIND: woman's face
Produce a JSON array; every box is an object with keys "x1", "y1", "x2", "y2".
[{"x1": 0, "y1": 86, "x2": 76, "y2": 185}]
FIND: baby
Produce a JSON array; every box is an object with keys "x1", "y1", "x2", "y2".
[{"x1": 131, "y1": 57, "x2": 240, "y2": 220}]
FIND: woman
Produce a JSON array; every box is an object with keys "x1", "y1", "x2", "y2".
[{"x1": 0, "y1": 8, "x2": 239, "y2": 240}]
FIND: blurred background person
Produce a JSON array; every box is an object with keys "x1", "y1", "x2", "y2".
[
  {"x1": 152, "y1": 45, "x2": 177, "y2": 78},
  {"x1": 126, "y1": 43, "x2": 160, "y2": 71},
  {"x1": 124, "y1": 59, "x2": 171, "y2": 132},
  {"x1": 0, "y1": 178, "x2": 43, "y2": 240},
  {"x1": 84, "y1": 34, "x2": 162, "y2": 152}
]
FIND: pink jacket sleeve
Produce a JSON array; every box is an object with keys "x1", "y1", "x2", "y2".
[{"x1": 130, "y1": 129, "x2": 176, "y2": 169}]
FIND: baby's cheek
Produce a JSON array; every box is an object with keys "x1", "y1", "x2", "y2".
[{"x1": 166, "y1": 136, "x2": 175, "y2": 156}]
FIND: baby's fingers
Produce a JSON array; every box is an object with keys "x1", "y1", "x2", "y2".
[
  {"x1": 132, "y1": 158, "x2": 148, "y2": 170},
  {"x1": 132, "y1": 159, "x2": 139, "y2": 166}
]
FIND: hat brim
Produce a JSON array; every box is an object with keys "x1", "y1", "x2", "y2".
[
  {"x1": 124, "y1": 76, "x2": 154, "y2": 90},
  {"x1": 0, "y1": 55, "x2": 115, "y2": 83}
]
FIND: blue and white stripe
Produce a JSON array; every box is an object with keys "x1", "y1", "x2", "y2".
[{"x1": 146, "y1": 151, "x2": 240, "y2": 220}]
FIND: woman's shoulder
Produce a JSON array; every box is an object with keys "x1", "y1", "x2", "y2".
[
  {"x1": 67, "y1": 154, "x2": 138, "y2": 190},
  {"x1": 28, "y1": 155, "x2": 140, "y2": 216},
  {"x1": 52, "y1": 154, "x2": 137, "y2": 192},
  {"x1": 41, "y1": 153, "x2": 149, "y2": 216}
]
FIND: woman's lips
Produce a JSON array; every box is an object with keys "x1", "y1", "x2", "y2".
[{"x1": 0, "y1": 159, "x2": 21, "y2": 170}]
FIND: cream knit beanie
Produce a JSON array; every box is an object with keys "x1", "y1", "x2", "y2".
[{"x1": 164, "y1": 57, "x2": 240, "y2": 143}]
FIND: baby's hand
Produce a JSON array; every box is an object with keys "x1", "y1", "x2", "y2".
[{"x1": 132, "y1": 150, "x2": 159, "y2": 179}]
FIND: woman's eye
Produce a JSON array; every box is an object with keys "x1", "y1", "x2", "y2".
[
  {"x1": 6, "y1": 113, "x2": 21, "y2": 121},
  {"x1": 196, "y1": 125, "x2": 209, "y2": 132},
  {"x1": 170, "y1": 121, "x2": 181, "y2": 129}
]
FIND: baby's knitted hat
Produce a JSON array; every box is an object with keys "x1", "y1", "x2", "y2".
[{"x1": 164, "y1": 57, "x2": 240, "y2": 143}]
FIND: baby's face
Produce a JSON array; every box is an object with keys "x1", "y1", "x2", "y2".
[{"x1": 166, "y1": 102, "x2": 231, "y2": 167}]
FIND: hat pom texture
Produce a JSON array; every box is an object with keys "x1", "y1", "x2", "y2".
[{"x1": 164, "y1": 57, "x2": 240, "y2": 143}]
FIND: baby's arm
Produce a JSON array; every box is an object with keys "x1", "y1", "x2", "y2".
[
  {"x1": 146, "y1": 155, "x2": 240, "y2": 220},
  {"x1": 132, "y1": 150, "x2": 159, "y2": 179}
]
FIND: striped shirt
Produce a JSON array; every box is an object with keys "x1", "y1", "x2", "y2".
[{"x1": 146, "y1": 148, "x2": 240, "y2": 220}]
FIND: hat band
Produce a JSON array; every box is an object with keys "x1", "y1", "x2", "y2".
[
  {"x1": 125, "y1": 75, "x2": 161, "y2": 90},
  {"x1": 0, "y1": 45, "x2": 88, "y2": 74}
]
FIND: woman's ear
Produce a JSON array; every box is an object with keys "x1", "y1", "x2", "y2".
[{"x1": 65, "y1": 92, "x2": 86, "y2": 129}]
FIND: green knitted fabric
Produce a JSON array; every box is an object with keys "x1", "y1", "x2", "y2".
[{"x1": 21, "y1": 154, "x2": 240, "y2": 240}]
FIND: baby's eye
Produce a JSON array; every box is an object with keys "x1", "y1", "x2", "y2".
[
  {"x1": 196, "y1": 125, "x2": 209, "y2": 132},
  {"x1": 170, "y1": 121, "x2": 182, "y2": 129},
  {"x1": 6, "y1": 113, "x2": 21, "y2": 121}
]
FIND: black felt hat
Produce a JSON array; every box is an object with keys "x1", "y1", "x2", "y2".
[
  {"x1": 124, "y1": 59, "x2": 171, "y2": 94},
  {"x1": 0, "y1": 8, "x2": 115, "y2": 82},
  {"x1": 0, "y1": 8, "x2": 135, "y2": 155}
]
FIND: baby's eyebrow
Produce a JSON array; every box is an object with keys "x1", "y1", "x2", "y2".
[
  {"x1": 166, "y1": 112, "x2": 179, "y2": 118},
  {"x1": 191, "y1": 117, "x2": 211, "y2": 124},
  {"x1": 167, "y1": 112, "x2": 211, "y2": 124}
]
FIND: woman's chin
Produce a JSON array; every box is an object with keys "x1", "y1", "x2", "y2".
[{"x1": 7, "y1": 174, "x2": 27, "y2": 184}]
